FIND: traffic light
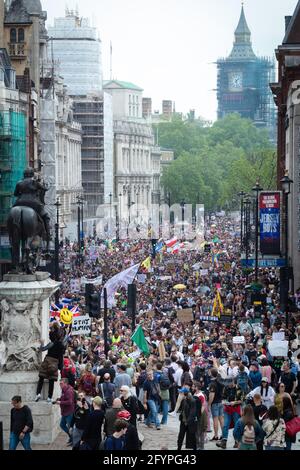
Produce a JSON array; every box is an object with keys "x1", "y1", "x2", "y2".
[{"x1": 85, "y1": 283, "x2": 100, "y2": 318}]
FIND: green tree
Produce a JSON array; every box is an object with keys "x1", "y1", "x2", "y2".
[{"x1": 158, "y1": 113, "x2": 276, "y2": 211}]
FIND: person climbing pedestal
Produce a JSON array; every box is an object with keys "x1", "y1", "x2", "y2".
[{"x1": 0, "y1": 272, "x2": 61, "y2": 445}]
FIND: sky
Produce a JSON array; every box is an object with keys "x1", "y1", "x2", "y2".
[{"x1": 41, "y1": 0, "x2": 299, "y2": 122}]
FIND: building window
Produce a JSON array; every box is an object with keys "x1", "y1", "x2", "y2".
[
  {"x1": 18, "y1": 28, "x2": 25, "y2": 43},
  {"x1": 129, "y1": 106, "x2": 131, "y2": 116},
  {"x1": 10, "y1": 28, "x2": 17, "y2": 43},
  {"x1": 129, "y1": 94, "x2": 131, "y2": 104}
]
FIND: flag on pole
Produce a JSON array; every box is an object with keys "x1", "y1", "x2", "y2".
[
  {"x1": 140, "y1": 256, "x2": 151, "y2": 272},
  {"x1": 155, "y1": 240, "x2": 165, "y2": 253},
  {"x1": 165, "y1": 237, "x2": 178, "y2": 248},
  {"x1": 212, "y1": 291, "x2": 224, "y2": 318},
  {"x1": 103, "y1": 263, "x2": 140, "y2": 308},
  {"x1": 131, "y1": 325, "x2": 150, "y2": 356}
]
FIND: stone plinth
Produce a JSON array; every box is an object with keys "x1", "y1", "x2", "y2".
[
  {"x1": 0, "y1": 272, "x2": 62, "y2": 445},
  {"x1": 0, "y1": 400, "x2": 62, "y2": 445}
]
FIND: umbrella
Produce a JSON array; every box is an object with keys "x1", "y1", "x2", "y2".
[{"x1": 173, "y1": 284, "x2": 187, "y2": 290}]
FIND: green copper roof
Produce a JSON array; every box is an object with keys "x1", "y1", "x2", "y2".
[
  {"x1": 103, "y1": 80, "x2": 143, "y2": 91},
  {"x1": 228, "y1": 5, "x2": 256, "y2": 60},
  {"x1": 235, "y1": 6, "x2": 251, "y2": 35}
]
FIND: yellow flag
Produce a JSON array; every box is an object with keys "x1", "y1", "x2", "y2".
[
  {"x1": 212, "y1": 291, "x2": 223, "y2": 318},
  {"x1": 140, "y1": 256, "x2": 151, "y2": 272}
]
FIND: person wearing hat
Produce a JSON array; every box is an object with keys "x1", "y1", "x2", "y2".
[
  {"x1": 247, "y1": 377, "x2": 275, "y2": 409},
  {"x1": 117, "y1": 410, "x2": 141, "y2": 450}
]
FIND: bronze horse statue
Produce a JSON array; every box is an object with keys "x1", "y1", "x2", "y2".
[
  {"x1": 7, "y1": 168, "x2": 51, "y2": 274},
  {"x1": 7, "y1": 206, "x2": 48, "y2": 273}
]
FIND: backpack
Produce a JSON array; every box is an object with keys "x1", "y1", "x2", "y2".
[
  {"x1": 159, "y1": 373, "x2": 171, "y2": 391},
  {"x1": 242, "y1": 424, "x2": 255, "y2": 445},
  {"x1": 82, "y1": 374, "x2": 94, "y2": 394},
  {"x1": 193, "y1": 366, "x2": 202, "y2": 382},
  {"x1": 167, "y1": 367, "x2": 175, "y2": 385},
  {"x1": 236, "y1": 372, "x2": 250, "y2": 394}
]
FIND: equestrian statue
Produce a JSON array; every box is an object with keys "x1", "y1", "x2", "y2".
[{"x1": 7, "y1": 167, "x2": 51, "y2": 273}]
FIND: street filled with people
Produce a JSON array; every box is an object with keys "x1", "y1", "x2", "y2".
[{"x1": 9, "y1": 214, "x2": 300, "y2": 451}]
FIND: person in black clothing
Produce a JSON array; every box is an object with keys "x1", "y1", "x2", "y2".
[
  {"x1": 119, "y1": 386, "x2": 138, "y2": 427},
  {"x1": 98, "y1": 373, "x2": 116, "y2": 408},
  {"x1": 279, "y1": 361, "x2": 297, "y2": 396},
  {"x1": 80, "y1": 396, "x2": 104, "y2": 450},
  {"x1": 9, "y1": 396, "x2": 33, "y2": 451},
  {"x1": 250, "y1": 393, "x2": 268, "y2": 450},
  {"x1": 282, "y1": 395, "x2": 296, "y2": 450},
  {"x1": 177, "y1": 388, "x2": 199, "y2": 451},
  {"x1": 117, "y1": 410, "x2": 141, "y2": 450},
  {"x1": 164, "y1": 359, "x2": 176, "y2": 412},
  {"x1": 136, "y1": 362, "x2": 147, "y2": 400},
  {"x1": 97, "y1": 360, "x2": 116, "y2": 384},
  {"x1": 36, "y1": 322, "x2": 67, "y2": 402},
  {"x1": 70, "y1": 392, "x2": 90, "y2": 450},
  {"x1": 208, "y1": 368, "x2": 224, "y2": 441}
]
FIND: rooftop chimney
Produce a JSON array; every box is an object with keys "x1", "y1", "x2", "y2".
[{"x1": 285, "y1": 16, "x2": 292, "y2": 32}]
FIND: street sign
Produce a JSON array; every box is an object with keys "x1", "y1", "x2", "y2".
[{"x1": 241, "y1": 258, "x2": 286, "y2": 268}]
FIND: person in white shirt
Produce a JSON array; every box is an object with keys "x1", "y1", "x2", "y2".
[
  {"x1": 238, "y1": 317, "x2": 253, "y2": 335},
  {"x1": 173, "y1": 362, "x2": 183, "y2": 387},
  {"x1": 219, "y1": 359, "x2": 239, "y2": 379},
  {"x1": 248, "y1": 377, "x2": 275, "y2": 409}
]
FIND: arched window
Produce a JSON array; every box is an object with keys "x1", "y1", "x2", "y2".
[
  {"x1": 18, "y1": 28, "x2": 25, "y2": 43},
  {"x1": 10, "y1": 28, "x2": 17, "y2": 43}
]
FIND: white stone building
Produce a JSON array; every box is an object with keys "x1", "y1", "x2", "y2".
[
  {"x1": 285, "y1": 84, "x2": 300, "y2": 291},
  {"x1": 40, "y1": 73, "x2": 82, "y2": 238},
  {"x1": 103, "y1": 80, "x2": 161, "y2": 229}
]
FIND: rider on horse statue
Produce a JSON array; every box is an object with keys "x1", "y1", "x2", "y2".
[{"x1": 13, "y1": 167, "x2": 51, "y2": 242}]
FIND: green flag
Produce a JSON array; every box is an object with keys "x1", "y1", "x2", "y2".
[{"x1": 131, "y1": 325, "x2": 150, "y2": 356}]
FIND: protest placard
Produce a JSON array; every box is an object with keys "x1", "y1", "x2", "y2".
[
  {"x1": 71, "y1": 315, "x2": 91, "y2": 336},
  {"x1": 272, "y1": 332, "x2": 285, "y2": 341},
  {"x1": 268, "y1": 340, "x2": 288, "y2": 357},
  {"x1": 233, "y1": 336, "x2": 245, "y2": 344},
  {"x1": 177, "y1": 308, "x2": 194, "y2": 323},
  {"x1": 200, "y1": 269, "x2": 208, "y2": 276}
]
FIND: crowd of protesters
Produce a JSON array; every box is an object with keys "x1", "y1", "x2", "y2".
[{"x1": 9, "y1": 214, "x2": 300, "y2": 450}]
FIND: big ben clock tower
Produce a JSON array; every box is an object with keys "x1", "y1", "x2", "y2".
[{"x1": 216, "y1": 5, "x2": 276, "y2": 141}]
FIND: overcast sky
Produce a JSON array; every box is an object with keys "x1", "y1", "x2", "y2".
[{"x1": 42, "y1": 0, "x2": 298, "y2": 121}]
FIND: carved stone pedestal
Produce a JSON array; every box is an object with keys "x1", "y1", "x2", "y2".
[{"x1": 0, "y1": 272, "x2": 62, "y2": 446}]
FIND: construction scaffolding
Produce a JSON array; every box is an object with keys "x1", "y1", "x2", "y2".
[
  {"x1": 216, "y1": 56, "x2": 276, "y2": 142},
  {"x1": 0, "y1": 110, "x2": 27, "y2": 261}
]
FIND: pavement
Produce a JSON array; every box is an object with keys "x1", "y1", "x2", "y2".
[{"x1": 25, "y1": 412, "x2": 300, "y2": 451}]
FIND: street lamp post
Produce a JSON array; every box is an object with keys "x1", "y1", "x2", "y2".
[
  {"x1": 109, "y1": 192, "x2": 112, "y2": 236},
  {"x1": 244, "y1": 197, "x2": 252, "y2": 283},
  {"x1": 81, "y1": 198, "x2": 84, "y2": 252},
  {"x1": 116, "y1": 192, "x2": 122, "y2": 241},
  {"x1": 180, "y1": 199, "x2": 185, "y2": 239},
  {"x1": 54, "y1": 197, "x2": 61, "y2": 304},
  {"x1": 77, "y1": 195, "x2": 84, "y2": 265},
  {"x1": 127, "y1": 189, "x2": 131, "y2": 238},
  {"x1": 238, "y1": 191, "x2": 246, "y2": 250},
  {"x1": 280, "y1": 170, "x2": 293, "y2": 328},
  {"x1": 252, "y1": 182, "x2": 263, "y2": 283}
]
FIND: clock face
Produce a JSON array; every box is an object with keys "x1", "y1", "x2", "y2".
[{"x1": 229, "y1": 72, "x2": 243, "y2": 92}]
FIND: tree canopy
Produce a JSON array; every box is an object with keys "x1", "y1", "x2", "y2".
[{"x1": 157, "y1": 114, "x2": 276, "y2": 211}]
